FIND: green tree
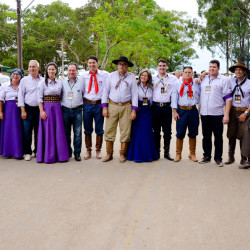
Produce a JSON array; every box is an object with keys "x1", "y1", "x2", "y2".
[{"x1": 197, "y1": 0, "x2": 249, "y2": 71}]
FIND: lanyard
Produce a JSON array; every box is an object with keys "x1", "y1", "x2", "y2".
[
  {"x1": 68, "y1": 77, "x2": 77, "y2": 91},
  {"x1": 140, "y1": 83, "x2": 149, "y2": 97}
]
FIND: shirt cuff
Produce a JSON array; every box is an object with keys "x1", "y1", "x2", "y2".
[
  {"x1": 132, "y1": 106, "x2": 138, "y2": 111},
  {"x1": 100, "y1": 103, "x2": 108, "y2": 108},
  {"x1": 223, "y1": 94, "x2": 232, "y2": 101}
]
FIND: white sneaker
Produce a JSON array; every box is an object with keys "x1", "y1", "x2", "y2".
[{"x1": 24, "y1": 154, "x2": 31, "y2": 161}]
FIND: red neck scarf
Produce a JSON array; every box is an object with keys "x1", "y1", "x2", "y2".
[
  {"x1": 180, "y1": 77, "x2": 193, "y2": 97},
  {"x1": 88, "y1": 69, "x2": 98, "y2": 94}
]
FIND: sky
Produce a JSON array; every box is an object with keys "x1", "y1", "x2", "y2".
[{"x1": 4, "y1": 0, "x2": 227, "y2": 73}]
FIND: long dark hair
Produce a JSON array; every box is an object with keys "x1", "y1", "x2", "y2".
[
  {"x1": 45, "y1": 62, "x2": 58, "y2": 86},
  {"x1": 137, "y1": 69, "x2": 153, "y2": 89}
]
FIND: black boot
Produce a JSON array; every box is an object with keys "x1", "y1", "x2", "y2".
[{"x1": 164, "y1": 139, "x2": 173, "y2": 161}]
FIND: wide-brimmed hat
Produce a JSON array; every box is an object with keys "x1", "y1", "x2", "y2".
[
  {"x1": 112, "y1": 56, "x2": 134, "y2": 67},
  {"x1": 229, "y1": 62, "x2": 249, "y2": 74}
]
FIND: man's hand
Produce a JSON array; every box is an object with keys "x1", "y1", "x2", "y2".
[
  {"x1": 238, "y1": 113, "x2": 247, "y2": 122},
  {"x1": 0, "y1": 112, "x2": 3, "y2": 120},
  {"x1": 102, "y1": 107, "x2": 109, "y2": 118},
  {"x1": 173, "y1": 110, "x2": 180, "y2": 121},
  {"x1": 194, "y1": 78, "x2": 201, "y2": 84},
  {"x1": 21, "y1": 110, "x2": 27, "y2": 120},
  {"x1": 40, "y1": 111, "x2": 47, "y2": 120},
  {"x1": 222, "y1": 114, "x2": 229, "y2": 124},
  {"x1": 130, "y1": 110, "x2": 136, "y2": 120}
]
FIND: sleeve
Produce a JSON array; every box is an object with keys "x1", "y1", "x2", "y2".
[
  {"x1": 101, "y1": 75, "x2": 111, "y2": 108},
  {"x1": 131, "y1": 78, "x2": 139, "y2": 110},
  {"x1": 0, "y1": 86, "x2": 6, "y2": 101},
  {"x1": 18, "y1": 78, "x2": 25, "y2": 107},
  {"x1": 223, "y1": 77, "x2": 232, "y2": 102},
  {"x1": 37, "y1": 80, "x2": 45, "y2": 103},
  {"x1": 171, "y1": 82, "x2": 179, "y2": 109}
]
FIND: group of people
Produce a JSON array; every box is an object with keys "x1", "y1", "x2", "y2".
[{"x1": 0, "y1": 56, "x2": 249, "y2": 169}]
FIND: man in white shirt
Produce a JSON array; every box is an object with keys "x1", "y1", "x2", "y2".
[{"x1": 199, "y1": 60, "x2": 232, "y2": 167}]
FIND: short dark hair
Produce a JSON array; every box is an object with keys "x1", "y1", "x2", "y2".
[
  {"x1": 183, "y1": 66, "x2": 193, "y2": 71},
  {"x1": 88, "y1": 56, "x2": 98, "y2": 63},
  {"x1": 157, "y1": 59, "x2": 168, "y2": 65},
  {"x1": 68, "y1": 62, "x2": 78, "y2": 70},
  {"x1": 209, "y1": 60, "x2": 220, "y2": 68}
]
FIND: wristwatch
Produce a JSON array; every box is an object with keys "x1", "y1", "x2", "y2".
[{"x1": 245, "y1": 110, "x2": 249, "y2": 116}]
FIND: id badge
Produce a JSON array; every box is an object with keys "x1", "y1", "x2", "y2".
[
  {"x1": 67, "y1": 91, "x2": 74, "y2": 100},
  {"x1": 187, "y1": 91, "x2": 193, "y2": 99},
  {"x1": 235, "y1": 95, "x2": 241, "y2": 104},
  {"x1": 205, "y1": 86, "x2": 211, "y2": 94},
  {"x1": 143, "y1": 97, "x2": 148, "y2": 106},
  {"x1": 161, "y1": 87, "x2": 167, "y2": 95}
]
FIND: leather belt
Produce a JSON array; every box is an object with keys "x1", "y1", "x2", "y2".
[
  {"x1": 62, "y1": 105, "x2": 82, "y2": 111},
  {"x1": 152, "y1": 101, "x2": 170, "y2": 107},
  {"x1": 178, "y1": 105, "x2": 197, "y2": 110},
  {"x1": 109, "y1": 99, "x2": 131, "y2": 106},
  {"x1": 43, "y1": 95, "x2": 60, "y2": 103},
  {"x1": 232, "y1": 106, "x2": 248, "y2": 111},
  {"x1": 84, "y1": 98, "x2": 101, "y2": 105}
]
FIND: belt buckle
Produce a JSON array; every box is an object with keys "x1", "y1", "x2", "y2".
[
  {"x1": 188, "y1": 106, "x2": 192, "y2": 110},
  {"x1": 92, "y1": 101, "x2": 96, "y2": 104},
  {"x1": 118, "y1": 103, "x2": 122, "y2": 106},
  {"x1": 160, "y1": 102, "x2": 164, "y2": 107}
]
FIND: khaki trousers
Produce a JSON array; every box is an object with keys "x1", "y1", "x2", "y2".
[{"x1": 104, "y1": 103, "x2": 132, "y2": 142}]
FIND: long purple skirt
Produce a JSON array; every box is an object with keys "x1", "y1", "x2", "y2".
[
  {"x1": 36, "y1": 102, "x2": 69, "y2": 164},
  {"x1": 0, "y1": 100, "x2": 23, "y2": 158}
]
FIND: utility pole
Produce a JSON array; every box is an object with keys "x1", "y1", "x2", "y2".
[
  {"x1": 61, "y1": 39, "x2": 64, "y2": 77},
  {"x1": 17, "y1": 0, "x2": 23, "y2": 70}
]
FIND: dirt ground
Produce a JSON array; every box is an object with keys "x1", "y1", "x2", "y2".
[{"x1": 0, "y1": 126, "x2": 249, "y2": 250}]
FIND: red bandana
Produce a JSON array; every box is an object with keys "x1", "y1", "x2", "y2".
[
  {"x1": 88, "y1": 69, "x2": 98, "y2": 94},
  {"x1": 180, "y1": 77, "x2": 193, "y2": 97}
]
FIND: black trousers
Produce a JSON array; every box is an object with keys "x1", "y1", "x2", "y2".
[
  {"x1": 151, "y1": 104, "x2": 172, "y2": 153},
  {"x1": 201, "y1": 115, "x2": 224, "y2": 161}
]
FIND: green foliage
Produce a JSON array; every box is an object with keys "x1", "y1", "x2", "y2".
[
  {"x1": 0, "y1": 0, "x2": 198, "y2": 72},
  {"x1": 197, "y1": 0, "x2": 249, "y2": 70}
]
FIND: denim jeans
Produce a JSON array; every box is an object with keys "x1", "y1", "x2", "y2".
[
  {"x1": 62, "y1": 106, "x2": 83, "y2": 156},
  {"x1": 23, "y1": 105, "x2": 39, "y2": 155},
  {"x1": 83, "y1": 103, "x2": 104, "y2": 135}
]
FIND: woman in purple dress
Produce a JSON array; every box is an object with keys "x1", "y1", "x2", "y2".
[
  {"x1": 36, "y1": 62, "x2": 69, "y2": 164},
  {"x1": 0, "y1": 69, "x2": 23, "y2": 159}
]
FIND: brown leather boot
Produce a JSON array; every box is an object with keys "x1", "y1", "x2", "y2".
[
  {"x1": 120, "y1": 142, "x2": 128, "y2": 163},
  {"x1": 102, "y1": 141, "x2": 114, "y2": 162},
  {"x1": 188, "y1": 137, "x2": 198, "y2": 162},
  {"x1": 174, "y1": 138, "x2": 183, "y2": 162},
  {"x1": 84, "y1": 134, "x2": 92, "y2": 160},
  {"x1": 225, "y1": 138, "x2": 236, "y2": 164},
  {"x1": 96, "y1": 134, "x2": 103, "y2": 159}
]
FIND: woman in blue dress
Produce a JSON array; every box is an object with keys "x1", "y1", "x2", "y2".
[{"x1": 127, "y1": 69, "x2": 159, "y2": 162}]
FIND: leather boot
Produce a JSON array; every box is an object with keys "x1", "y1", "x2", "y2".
[
  {"x1": 96, "y1": 134, "x2": 103, "y2": 159},
  {"x1": 188, "y1": 137, "x2": 198, "y2": 162},
  {"x1": 120, "y1": 142, "x2": 128, "y2": 163},
  {"x1": 102, "y1": 141, "x2": 114, "y2": 162},
  {"x1": 84, "y1": 134, "x2": 92, "y2": 160},
  {"x1": 225, "y1": 138, "x2": 236, "y2": 164},
  {"x1": 174, "y1": 138, "x2": 183, "y2": 162},
  {"x1": 164, "y1": 139, "x2": 174, "y2": 161},
  {"x1": 240, "y1": 140, "x2": 247, "y2": 165}
]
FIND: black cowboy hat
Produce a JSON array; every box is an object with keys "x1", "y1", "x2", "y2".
[
  {"x1": 229, "y1": 62, "x2": 249, "y2": 74},
  {"x1": 112, "y1": 56, "x2": 134, "y2": 67}
]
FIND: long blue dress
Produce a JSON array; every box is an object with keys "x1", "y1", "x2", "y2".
[{"x1": 127, "y1": 85, "x2": 159, "y2": 162}]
